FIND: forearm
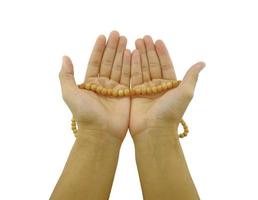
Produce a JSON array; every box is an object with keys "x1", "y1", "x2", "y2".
[
  {"x1": 50, "y1": 130, "x2": 121, "y2": 200},
  {"x1": 133, "y1": 127, "x2": 199, "y2": 200}
]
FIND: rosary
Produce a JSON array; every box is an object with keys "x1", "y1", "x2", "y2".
[{"x1": 71, "y1": 80, "x2": 189, "y2": 139}]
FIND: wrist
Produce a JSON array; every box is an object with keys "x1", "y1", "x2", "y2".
[
  {"x1": 76, "y1": 128, "x2": 123, "y2": 150},
  {"x1": 131, "y1": 119, "x2": 179, "y2": 141},
  {"x1": 77, "y1": 122, "x2": 126, "y2": 142}
]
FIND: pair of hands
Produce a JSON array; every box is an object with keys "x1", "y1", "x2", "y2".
[{"x1": 59, "y1": 31, "x2": 205, "y2": 142}]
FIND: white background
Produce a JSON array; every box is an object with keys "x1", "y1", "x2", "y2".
[{"x1": 0, "y1": 0, "x2": 258, "y2": 199}]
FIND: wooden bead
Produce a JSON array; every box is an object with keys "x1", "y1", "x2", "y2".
[
  {"x1": 118, "y1": 89, "x2": 124, "y2": 97},
  {"x1": 124, "y1": 88, "x2": 130, "y2": 96},
  {"x1": 85, "y1": 83, "x2": 91, "y2": 90},
  {"x1": 172, "y1": 80, "x2": 178, "y2": 88},
  {"x1": 90, "y1": 84, "x2": 97, "y2": 91},
  {"x1": 146, "y1": 87, "x2": 152, "y2": 95},
  {"x1": 151, "y1": 86, "x2": 158, "y2": 94},
  {"x1": 79, "y1": 83, "x2": 85, "y2": 89},
  {"x1": 112, "y1": 89, "x2": 118, "y2": 97},
  {"x1": 180, "y1": 120, "x2": 186, "y2": 126},
  {"x1": 157, "y1": 85, "x2": 163, "y2": 92},
  {"x1": 171, "y1": 80, "x2": 180, "y2": 88},
  {"x1": 130, "y1": 88, "x2": 136, "y2": 96},
  {"x1": 107, "y1": 88, "x2": 113, "y2": 96},
  {"x1": 96, "y1": 86, "x2": 103, "y2": 94},
  {"x1": 101, "y1": 88, "x2": 107, "y2": 95},
  {"x1": 161, "y1": 82, "x2": 167, "y2": 90},
  {"x1": 141, "y1": 87, "x2": 146, "y2": 95},
  {"x1": 166, "y1": 81, "x2": 173, "y2": 89},
  {"x1": 135, "y1": 88, "x2": 141, "y2": 95}
]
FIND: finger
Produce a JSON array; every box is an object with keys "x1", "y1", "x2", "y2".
[
  {"x1": 99, "y1": 31, "x2": 120, "y2": 77},
  {"x1": 181, "y1": 61, "x2": 206, "y2": 93},
  {"x1": 143, "y1": 35, "x2": 162, "y2": 79},
  {"x1": 59, "y1": 56, "x2": 77, "y2": 93},
  {"x1": 155, "y1": 40, "x2": 176, "y2": 80},
  {"x1": 135, "y1": 38, "x2": 151, "y2": 82},
  {"x1": 110, "y1": 36, "x2": 127, "y2": 82},
  {"x1": 120, "y1": 49, "x2": 131, "y2": 86},
  {"x1": 131, "y1": 50, "x2": 143, "y2": 87},
  {"x1": 85, "y1": 35, "x2": 106, "y2": 81}
]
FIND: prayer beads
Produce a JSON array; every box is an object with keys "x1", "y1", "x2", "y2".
[
  {"x1": 71, "y1": 80, "x2": 190, "y2": 139},
  {"x1": 78, "y1": 80, "x2": 182, "y2": 97}
]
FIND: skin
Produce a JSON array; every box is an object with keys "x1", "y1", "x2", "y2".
[
  {"x1": 130, "y1": 36, "x2": 205, "y2": 200},
  {"x1": 51, "y1": 31, "x2": 205, "y2": 200},
  {"x1": 51, "y1": 31, "x2": 131, "y2": 200}
]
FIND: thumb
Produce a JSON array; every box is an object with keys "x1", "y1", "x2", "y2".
[
  {"x1": 59, "y1": 56, "x2": 77, "y2": 92},
  {"x1": 181, "y1": 61, "x2": 206, "y2": 93}
]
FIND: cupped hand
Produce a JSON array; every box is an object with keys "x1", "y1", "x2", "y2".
[
  {"x1": 129, "y1": 36, "x2": 205, "y2": 137},
  {"x1": 59, "y1": 31, "x2": 131, "y2": 141}
]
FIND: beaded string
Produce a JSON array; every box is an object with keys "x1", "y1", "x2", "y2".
[{"x1": 71, "y1": 80, "x2": 189, "y2": 139}]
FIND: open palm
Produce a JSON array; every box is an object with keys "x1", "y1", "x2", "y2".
[
  {"x1": 59, "y1": 31, "x2": 131, "y2": 140},
  {"x1": 129, "y1": 36, "x2": 205, "y2": 137}
]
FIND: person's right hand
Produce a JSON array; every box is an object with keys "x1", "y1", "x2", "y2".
[
  {"x1": 129, "y1": 36, "x2": 205, "y2": 138},
  {"x1": 59, "y1": 31, "x2": 131, "y2": 141}
]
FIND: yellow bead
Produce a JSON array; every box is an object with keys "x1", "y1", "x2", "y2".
[
  {"x1": 157, "y1": 85, "x2": 163, "y2": 92},
  {"x1": 135, "y1": 88, "x2": 141, "y2": 95},
  {"x1": 107, "y1": 88, "x2": 113, "y2": 96},
  {"x1": 124, "y1": 88, "x2": 130, "y2": 96},
  {"x1": 151, "y1": 86, "x2": 158, "y2": 94},
  {"x1": 78, "y1": 83, "x2": 85, "y2": 89},
  {"x1": 101, "y1": 88, "x2": 107, "y2": 95},
  {"x1": 141, "y1": 87, "x2": 146, "y2": 95},
  {"x1": 96, "y1": 86, "x2": 103, "y2": 94},
  {"x1": 166, "y1": 81, "x2": 173, "y2": 89},
  {"x1": 85, "y1": 83, "x2": 91, "y2": 90},
  {"x1": 175, "y1": 80, "x2": 181, "y2": 88},
  {"x1": 171, "y1": 80, "x2": 177, "y2": 88},
  {"x1": 112, "y1": 89, "x2": 118, "y2": 97},
  {"x1": 130, "y1": 88, "x2": 136, "y2": 96},
  {"x1": 146, "y1": 87, "x2": 152, "y2": 94},
  {"x1": 161, "y1": 82, "x2": 167, "y2": 90},
  {"x1": 118, "y1": 89, "x2": 124, "y2": 97},
  {"x1": 90, "y1": 84, "x2": 97, "y2": 91}
]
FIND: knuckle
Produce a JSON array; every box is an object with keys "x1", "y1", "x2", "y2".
[
  {"x1": 102, "y1": 58, "x2": 113, "y2": 67},
  {"x1": 161, "y1": 64, "x2": 171, "y2": 71},
  {"x1": 141, "y1": 64, "x2": 149, "y2": 71},
  {"x1": 149, "y1": 61, "x2": 159, "y2": 68},
  {"x1": 88, "y1": 59, "x2": 100, "y2": 68},
  {"x1": 132, "y1": 71, "x2": 141, "y2": 77},
  {"x1": 122, "y1": 71, "x2": 130, "y2": 78},
  {"x1": 113, "y1": 63, "x2": 122, "y2": 71}
]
